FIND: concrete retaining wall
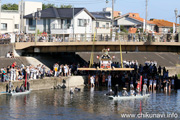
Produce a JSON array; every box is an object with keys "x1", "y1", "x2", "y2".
[
  {"x1": 166, "y1": 67, "x2": 180, "y2": 76},
  {"x1": 0, "y1": 44, "x2": 14, "y2": 57},
  {"x1": 0, "y1": 76, "x2": 86, "y2": 93},
  {"x1": 66, "y1": 76, "x2": 87, "y2": 87}
]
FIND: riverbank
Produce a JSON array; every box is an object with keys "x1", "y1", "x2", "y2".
[{"x1": 0, "y1": 76, "x2": 86, "y2": 94}]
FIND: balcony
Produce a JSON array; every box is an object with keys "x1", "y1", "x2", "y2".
[
  {"x1": 51, "y1": 24, "x2": 72, "y2": 34},
  {"x1": 51, "y1": 24, "x2": 71, "y2": 30},
  {"x1": 29, "y1": 26, "x2": 36, "y2": 31}
]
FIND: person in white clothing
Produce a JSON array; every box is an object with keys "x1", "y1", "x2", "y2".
[
  {"x1": 90, "y1": 75, "x2": 94, "y2": 87},
  {"x1": 153, "y1": 79, "x2": 157, "y2": 90},
  {"x1": 144, "y1": 76, "x2": 148, "y2": 84},
  {"x1": 149, "y1": 78, "x2": 153, "y2": 91},
  {"x1": 107, "y1": 74, "x2": 111, "y2": 87},
  {"x1": 10, "y1": 67, "x2": 16, "y2": 81},
  {"x1": 64, "y1": 64, "x2": 68, "y2": 76}
]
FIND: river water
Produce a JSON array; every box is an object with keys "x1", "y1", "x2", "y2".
[{"x1": 0, "y1": 87, "x2": 180, "y2": 120}]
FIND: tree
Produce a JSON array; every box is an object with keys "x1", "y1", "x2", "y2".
[
  {"x1": 120, "y1": 25, "x2": 128, "y2": 33},
  {"x1": 2, "y1": 3, "x2": 18, "y2": 10},
  {"x1": 60, "y1": 5, "x2": 72, "y2": 8},
  {"x1": 42, "y1": 3, "x2": 56, "y2": 10}
]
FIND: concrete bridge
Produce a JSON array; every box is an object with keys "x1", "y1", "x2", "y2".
[{"x1": 15, "y1": 41, "x2": 180, "y2": 53}]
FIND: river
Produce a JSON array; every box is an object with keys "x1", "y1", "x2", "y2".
[{"x1": 0, "y1": 87, "x2": 180, "y2": 120}]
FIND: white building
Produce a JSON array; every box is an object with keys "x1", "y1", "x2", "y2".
[
  {"x1": 24, "y1": 7, "x2": 96, "y2": 40},
  {"x1": 0, "y1": 10, "x2": 20, "y2": 33},
  {"x1": 115, "y1": 13, "x2": 155, "y2": 32},
  {"x1": 0, "y1": 1, "x2": 42, "y2": 34},
  {"x1": 91, "y1": 12, "x2": 111, "y2": 35}
]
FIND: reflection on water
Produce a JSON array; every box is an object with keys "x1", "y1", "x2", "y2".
[{"x1": 0, "y1": 87, "x2": 180, "y2": 119}]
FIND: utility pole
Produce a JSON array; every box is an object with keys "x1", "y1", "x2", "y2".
[
  {"x1": 21, "y1": 0, "x2": 23, "y2": 33},
  {"x1": 111, "y1": 0, "x2": 114, "y2": 39},
  {"x1": 145, "y1": 0, "x2": 148, "y2": 33},
  {"x1": 73, "y1": 6, "x2": 75, "y2": 41},
  {"x1": 112, "y1": 0, "x2": 114, "y2": 31}
]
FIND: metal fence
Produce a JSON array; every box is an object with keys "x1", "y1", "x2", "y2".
[
  {"x1": 0, "y1": 39, "x2": 11, "y2": 44},
  {"x1": 14, "y1": 33, "x2": 180, "y2": 43}
]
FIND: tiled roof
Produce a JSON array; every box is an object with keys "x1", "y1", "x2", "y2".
[
  {"x1": 115, "y1": 13, "x2": 154, "y2": 25},
  {"x1": 90, "y1": 12, "x2": 111, "y2": 21},
  {"x1": 24, "y1": 7, "x2": 94, "y2": 19},
  {"x1": 128, "y1": 13, "x2": 154, "y2": 24},
  {"x1": 114, "y1": 11, "x2": 121, "y2": 18},
  {"x1": 150, "y1": 19, "x2": 179, "y2": 27}
]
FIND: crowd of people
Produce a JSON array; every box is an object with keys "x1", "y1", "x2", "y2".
[
  {"x1": 0, "y1": 62, "x2": 46, "y2": 82},
  {"x1": 15, "y1": 33, "x2": 69, "y2": 42},
  {"x1": 0, "y1": 60, "x2": 179, "y2": 95},
  {"x1": 86, "y1": 61, "x2": 178, "y2": 94}
]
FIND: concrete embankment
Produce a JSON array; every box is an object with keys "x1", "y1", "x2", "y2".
[{"x1": 0, "y1": 76, "x2": 86, "y2": 93}]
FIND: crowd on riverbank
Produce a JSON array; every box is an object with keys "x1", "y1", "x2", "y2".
[
  {"x1": 86, "y1": 61, "x2": 178, "y2": 92},
  {"x1": 0, "y1": 62, "x2": 47, "y2": 82},
  {"x1": 0, "y1": 60, "x2": 179, "y2": 92}
]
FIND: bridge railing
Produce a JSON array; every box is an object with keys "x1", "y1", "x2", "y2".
[{"x1": 14, "y1": 33, "x2": 179, "y2": 43}]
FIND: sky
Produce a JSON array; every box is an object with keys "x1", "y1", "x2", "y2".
[{"x1": 2, "y1": 0, "x2": 180, "y2": 22}]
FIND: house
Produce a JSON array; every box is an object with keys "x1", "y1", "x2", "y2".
[
  {"x1": 150, "y1": 19, "x2": 179, "y2": 33},
  {"x1": 0, "y1": 10, "x2": 20, "y2": 34},
  {"x1": 24, "y1": 7, "x2": 96, "y2": 40},
  {"x1": 0, "y1": 1, "x2": 42, "y2": 34},
  {"x1": 91, "y1": 12, "x2": 111, "y2": 35},
  {"x1": 115, "y1": 13, "x2": 154, "y2": 32}
]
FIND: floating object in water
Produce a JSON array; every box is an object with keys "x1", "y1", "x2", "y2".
[
  {"x1": 5, "y1": 90, "x2": 32, "y2": 96},
  {"x1": 70, "y1": 88, "x2": 74, "y2": 94},
  {"x1": 105, "y1": 89, "x2": 114, "y2": 96},
  {"x1": 108, "y1": 94, "x2": 151, "y2": 100},
  {"x1": 74, "y1": 87, "x2": 81, "y2": 92}
]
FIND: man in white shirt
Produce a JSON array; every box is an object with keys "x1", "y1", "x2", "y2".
[{"x1": 108, "y1": 74, "x2": 111, "y2": 87}]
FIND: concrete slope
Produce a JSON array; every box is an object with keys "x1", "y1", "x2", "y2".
[
  {"x1": 24, "y1": 57, "x2": 50, "y2": 70},
  {"x1": 0, "y1": 57, "x2": 29, "y2": 68}
]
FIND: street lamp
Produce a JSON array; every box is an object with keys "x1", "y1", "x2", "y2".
[
  {"x1": 32, "y1": 9, "x2": 41, "y2": 44},
  {"x1": 174, "y1": 8, "x2": 178, "y2": 32}
]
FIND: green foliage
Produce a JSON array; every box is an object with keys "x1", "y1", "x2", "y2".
[
  {"x1": 42, "y1": 3, "x2": 57, "y2": 10},
  {"x1": 42, "y1": 4, "x2": 72, "y2": 9},
  {"x1": 170, "y1": 27, "x2": 173, "y2": 33},
  {"x1": 136, "y1": 28, "x2": 143, "y2": 33},
  {"x1": 120, "y1": 25, "x2": 128, "y2": 33},
  {"x1": 60, "y1": 5, "x2": 72, "y2": 8},
  {"x1": 2, "y1": 3, "x2": 18, "y2": 10},
  {"x1": 37, "y1": 29, "x2": 42, "y2": 35}
]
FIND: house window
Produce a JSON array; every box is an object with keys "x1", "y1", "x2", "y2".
[
  {"x1": 78, "y1": 19, "x2": 84, "y2": 27},
  {"x1": 15, "y1": 24, "x2": 19, "y2": 29},
  {"x1": 52, "y1": 24, "x2": 56, "y2": 29},
  {"x1": 96, "y1": 22, "x2": 99, "y2": 28},
  {"x1": 1, "y1": 23, "x2": 7, "y2": 30},
  {"x1": 29, "y1": 19, "x2": 36, "y2": 30},
  {"x1": 102, "y1": 25, "x2": 105, "y2": 28},
  {"x1": 29, "y1": 19, "x2": 36, "y2": 26},
  {"x1": 106, "y1": 23, "x2": 109, "y2": 28}
]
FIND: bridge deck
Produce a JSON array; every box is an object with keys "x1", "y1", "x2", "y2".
[{"x1": 15, "y1": 41, "x2": 180, "y2": 50}]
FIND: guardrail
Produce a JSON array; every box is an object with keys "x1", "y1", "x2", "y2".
[{"x1": 15, "y1": 33, "x2": 179, "y2": 43}]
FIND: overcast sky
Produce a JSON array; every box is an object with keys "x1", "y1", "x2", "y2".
[{"x1": 3, "y1": 0, "x2": 180, "y2": 22}]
